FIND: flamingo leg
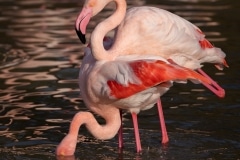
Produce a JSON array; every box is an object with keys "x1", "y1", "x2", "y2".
[
  {"x1": 118, "y1": 110, "x2": 123, "y2": 149},
  {"x1": 131, "y1": 112, "x2": 142, "y2": 152},
  {"x1": 197, "y1": 69, "x2": 225, "y2": 98},
  {"x1": 157, "y1": 99, "x2": 169, "y2": 144}
]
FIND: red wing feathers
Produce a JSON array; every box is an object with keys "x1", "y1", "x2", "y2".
[
  {"x1": 196, "y1": 28, "x2": 214, "y2": 49},
  {"x1": 107, "y1": 60, "x2": 211, "y2": 99},
  {"x1": 199, "y1": 39, "x2": 214, "y2": 49}
]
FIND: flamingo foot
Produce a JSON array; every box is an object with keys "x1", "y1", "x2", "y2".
[
  {"x1": 131, "y1": 112, "x2": 142, "y2": 152},
  {"x1": 157, "y1": 99, "x2": 169, "y2": 144},
  {"x1": 56, "y1": 134, "x2": 77, "y2": 156},
  {"x1": 197, "y1": 69, "x2": 225, "y2": 98}
]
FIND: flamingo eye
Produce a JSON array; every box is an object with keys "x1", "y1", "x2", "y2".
[{"x1": 88, "y1": 0, "x2": 96, "y2": 7}]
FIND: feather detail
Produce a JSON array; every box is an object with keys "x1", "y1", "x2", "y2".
[
  {"x1": 199, "y1": 39, "x2": 214, "y2": 49},
  {"x1": 107, "y1": 60, "x2": 211, "y2": 99}
]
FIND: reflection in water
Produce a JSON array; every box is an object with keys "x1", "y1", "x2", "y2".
[
  {"x1": 0, "y1": 1, "x2": 84, "y2": 157},
  {"x1": 0, "y1": 44, "x2": 29, "y2": 69},
  {"x1": 0, "y1": 0, "x2": 239, "y2": 159}
]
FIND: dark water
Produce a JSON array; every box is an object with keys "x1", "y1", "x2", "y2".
[{"x1": 0, "y1": 0, "x2": 239, "y2": 159}]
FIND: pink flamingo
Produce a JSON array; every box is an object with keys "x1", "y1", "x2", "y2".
[
  {"x1": 73, "y1": 0, "x2": 228, "y2": 152},
  {"x1": 56, "y1": 38, "x2": 213, "y2": 156},
  {"x1": 75, "y1": 0, "x2": 227, "y2": 86}
]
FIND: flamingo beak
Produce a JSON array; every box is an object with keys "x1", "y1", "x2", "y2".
[
  {"x1": 75, "y1": 7, "x2": 92, "y2": 44},
  {"x1": 75, "y1": 28, "x2": 86, "y2": 44}
]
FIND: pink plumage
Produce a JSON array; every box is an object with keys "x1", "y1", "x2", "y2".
[
  {"x1": 56, "y1": 0, "x2": 227, "y2": 156},
  {"x1": 108, "y1": 60, "x2": 211, "y2": 99}
]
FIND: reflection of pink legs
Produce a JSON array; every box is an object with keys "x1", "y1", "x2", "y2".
[
  {"x1": 197, "y1": 69, "x2": 225, "y2": 98},
  {"x1": 131, "y1": 112, "x2": 142, "y2": 152},
  {"x1": 157, "y1": 99, "x2": 169, "y2": 144}
]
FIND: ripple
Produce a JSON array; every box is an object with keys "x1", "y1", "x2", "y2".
[
  {"x1": 0, "y1": 44, "x2": 29, "y2": 69},
  {"x1": 35, "y1": 107, "x2": 62, "y2": 111}
]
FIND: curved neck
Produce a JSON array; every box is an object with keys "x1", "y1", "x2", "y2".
[
  {"x1": 90, "y1": 0, "x2": 127, "y2": 60},
  {"x1": 69, "y1": 107, "x2": 121, "y2": 140}
]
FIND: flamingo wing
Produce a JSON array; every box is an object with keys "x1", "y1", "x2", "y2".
[
  {"x1": 113, "y1": 7, "x2": 227, "y2": 69},
  {"x1": 92, "y1": 59, "x2": 211, "y2": 100}
]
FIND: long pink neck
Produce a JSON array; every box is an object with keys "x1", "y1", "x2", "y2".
[
  {"x1": 69, "y1": 107, "x2": 121, "y2": 140},
  {"x1": 90, "y1": 0, "x2": 127, "y2": 60}
]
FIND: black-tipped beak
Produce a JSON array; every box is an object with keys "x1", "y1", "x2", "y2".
[{"x1": 75, "y1": 28, "x2": 86, "y2": 44}]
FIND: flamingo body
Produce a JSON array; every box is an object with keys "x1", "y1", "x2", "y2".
[
  {"x1": 56, "y1": 42, "x2": 212, "y2": 156},
  {"x1": 80, "y1": 46, "x2": 210, "y2": 114},
  {"x1": 75, "y1": 0, "x2": 227, "y2": 99},
  {"x1": 56, "y1": 0, "x2": 228, "y2": 156}
]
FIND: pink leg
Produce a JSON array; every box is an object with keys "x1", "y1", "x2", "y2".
[
  {"x1": 131, "y1": 112, "x2": 142, "y2": 152},
  {"x1": 118, "y1": 110, "x2": 123, "y2": 148},
  {"x1": 197, "y1": 69, "x2": 225, "y2": 98},
  {"x1": 157, "y1": 99, "x2": 169, "y2": 144}
]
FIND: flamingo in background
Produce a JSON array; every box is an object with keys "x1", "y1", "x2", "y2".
[
  {"x1": 75, "y1": 0, "x2": 227, "y2": 91},
  {"x1": 56, "y1": 37, "x2": 213, "y2": 156},
  {"x1": 73, "y1": 0, "x2": 228, "y2": 153}
]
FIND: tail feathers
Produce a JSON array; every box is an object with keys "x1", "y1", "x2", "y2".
[
  {"x1": 215, "y1": 58, "x2": 229, "y2": 70},
  {"x1": 199, "y1": 38, "x2": 214, "y2": 49},
  {"x1": 196, "y1": 29, "x2": 228, "y2": 70},
  {"x1": 197, "y1": 47, "x2": 228, "y2": 70}
]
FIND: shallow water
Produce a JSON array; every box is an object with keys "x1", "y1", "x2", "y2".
[{"x1": 0, "y1": 0, "x2": 240, "y2": 159}]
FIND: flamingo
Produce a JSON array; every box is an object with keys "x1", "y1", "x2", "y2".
[
  {"x1": 75, "y1": 0, "x2": 227, "y2": 89},
  {"x1": 73, "y1": 0, "x2": 228, "y2": 153},
  {"x1": 56, "y1": 38, "x2": 213, "y2": 156}
]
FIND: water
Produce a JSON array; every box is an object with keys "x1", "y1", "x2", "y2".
[{"x1": 0, "y1": 0, "x2": 239, "y2": 159}]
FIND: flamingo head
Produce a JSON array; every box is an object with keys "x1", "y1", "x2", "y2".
[{"x1": 75, "y1": 0, "x2": 113, "y2": 44}]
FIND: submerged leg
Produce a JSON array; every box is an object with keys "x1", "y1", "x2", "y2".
[
  {"x1": 157, "y1": 99, "x2": 169, "y2": 144},
  {"x1": 118, "y1": 110, "x2": 123, "y2": 149},
  {"x1": 197, "y1": 69, "x2": 225, "y2": 98},
  {"x1": 131, "y1": 112, "x2": 142, "y2": 152}
]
